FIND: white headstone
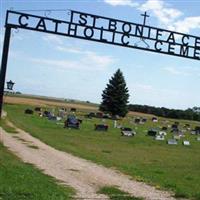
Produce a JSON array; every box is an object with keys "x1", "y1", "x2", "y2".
[
  {"x1": 159, "y1": 131, "x2": 167, "y2": 136},
  {"x1": 174, "y1": 135, "x2": 181, "y2": 140},
  {"x1": 183, "y1": 141, "x2": 190, "y2": 146},
  {"x1": 168, "y1": 139, "x2": 178, "y2": 145},
  {"x1": 114, "y1": 120, "x2": 117, "y2": 128},
  {"x1": 155, "y1": 135, "x2": 165, "y2": 141}
]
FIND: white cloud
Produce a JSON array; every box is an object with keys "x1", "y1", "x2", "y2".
[
  {"x1": 134, "y1": 83, "x2": 154, "y2": 91},
  {"x1": 138, "y1": 0, "x2": 182, "y2": 26},
  {"x1": 171, "y1": 16, "x2": 200, "y2": 33},
  {"x1": 138, "y1": 0, "x2": 200, "y2": 34},
  {"x1": 30, "y1": 50, "x2": 115, "y2": 71},
  {"x1": 163, "y1": 67, "x2": 188, "y2": 76},
  {"x1": 42, "y1": 34, "x2": 63, "y2": 45},
  {"x1": 162, "y1": 66, "x2": 200, "y2": 77},
  {"x1": 104, "y1": 0, "x2": 139, "y2": 7},
  {"x1": 129, "y1": 82, "x2": 186, "y2": 108},
  {"x1": 55, "y1": 45, "x2": 116, "y2": 70},
  {"x1": 56, "y1": 46, "x2": 82, "y2": 54}
]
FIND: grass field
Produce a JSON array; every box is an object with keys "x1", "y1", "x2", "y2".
[
  {"x1": 3, "y1": 103, "x2": 200, "y2": 199},
  {"x1": 0, "y1": 142, "x2": 75, "y2": 200},
  {"x1": 99, "y1": 186, "x2": 143, "y2": 200}
]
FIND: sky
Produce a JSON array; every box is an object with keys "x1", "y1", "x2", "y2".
[{"x1": 0, "y1": 0, "x2": 200, "y2": 109}]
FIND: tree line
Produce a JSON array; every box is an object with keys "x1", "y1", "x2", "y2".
[
  {"x1": 99, "y1": 69, "x2": 200, "y2": 122},
  {"x1": 128, "y1": 104, "x2": 200, "y2": 121}
]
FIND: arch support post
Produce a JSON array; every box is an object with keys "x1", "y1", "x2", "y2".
[{"x1": 0, "y1": 26, "x2": 12, "y2": 119}]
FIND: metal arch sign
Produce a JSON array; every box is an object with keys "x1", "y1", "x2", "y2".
[
  {"x1": 5, "y1": 10, "x2": 200, "y2": 61},
  {"x1": 1, "y1": 9, "x2": 200, "y2": 118}
]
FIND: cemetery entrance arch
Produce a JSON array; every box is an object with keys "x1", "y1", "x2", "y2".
[{"x1": 1, "y1": 9, "x2": 200, "y2": 118}]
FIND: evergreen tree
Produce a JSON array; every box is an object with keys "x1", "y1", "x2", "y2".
[{"x1": 100, "y1": 69, "x2": 129, "y2": 117}]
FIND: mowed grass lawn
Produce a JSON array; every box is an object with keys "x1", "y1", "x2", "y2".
[
  {"x1": 4, "y1": 103, "x2": 200, "y2": 199},
  {"x1": 0, "y1": 142, "x2": 75, "y2": 200}
]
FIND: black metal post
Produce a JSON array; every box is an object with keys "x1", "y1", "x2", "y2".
[{"x1": 0, "y1": 26, "x2": 11, "y2": 119}]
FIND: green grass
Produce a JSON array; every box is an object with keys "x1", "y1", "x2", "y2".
[
  {"x1": 0, "y1": 119, "x2": 18, "y2": 133},
  {"x1": 0, "y1": 142, "x2": 75, "y2": 200},
  {"x1": 27, "y1": 144, "x2": 39, "y2": 149},
  {"x1": 4, "y1": 104, "x2": 200, "y2": 200},
  {"x1": 99, "y1": 186, "x2": 143, "y2": 200}
]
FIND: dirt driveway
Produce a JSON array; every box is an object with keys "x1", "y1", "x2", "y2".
[{"x1": 0, "y1": 121, "x2": 175, "y2": 200}]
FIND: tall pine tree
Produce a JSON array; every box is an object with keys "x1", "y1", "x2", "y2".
[{"x1": 100, "y1": 69, "x2": 129, "y2": 117}]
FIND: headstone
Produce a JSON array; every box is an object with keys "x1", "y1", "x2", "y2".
[
  {"x1": 87, "y1": 112, "x2": 95, "y2": 118},
  {"x1": 78, "y1": 119, "x2": 83, "y2": 124},
  {"x1": 103, "y1": 114, "x2": 110, "y2": 119},
  {"x1": 159, "y1": 131, "x2": 167, "y2": 136},
  {"x1": 183, "y1": 141, "x2": 190, "y2": 146},
  {"x1": 121, "y1": 127, "x2": 135, "y2": 137},
  {"x1": 116, "y1": 125, "x2": 122, "y2": 129},
  {"x1": 43, "y1": 111, "x2": 51, "y2": 117},
  {"x1": 197, "y1": 137, "x2": 200, "y2": 141},
  {"x1": 94, "y1": 124, "x2": 108, "y2": 131},
  {"x1": 64, "y1": 115, "x2": 80, "y2": 129},
  {"x1": 112, "y1": 115, "x2": 120, "y2": 120},
  {"x1": 96, "y1": 112, "x2": 103, "y2": 118},
  {"x1": 191, "y1": 130, "x2": 196, "y2": 135},
  {"x1": 152, "y1": 117, "x2": 158, "y2": 122},
  {"x1": 173, "y1": 135, "x2": 181, "y2": 140},
  {"x1": 148, "y1": 129, "x2": 158, "y2": 136},
  {"x1": 58, "y1": 110, "x2": 65, "y2": 118},
  {"x1": 135, "y1": 118, "x2": 141, "y2": 124},
  {"x1": 162, "y1": 126, "x2": 168, "y2": 131},
  {"x1": 56, "y1": 117, "x2": 62, "y2": 121},
  {"x1": 70, "y1": 108, "x2": 76, "y2": 112},
  {"x1": 184, "y1": 123, "x2": 190, "y2": 127},
  {"x1": 142, "y1": 118, "x2": 147, "y2": 123},
  {"x1": 171, "y1": 128, "x2": 179, "y2": 134},
  {"x1": 25, "y1": 109, "x2": 34, "y2": 114},
  {"x1": 155, "y1": 135, "x2": 165, "y2": 141},
  {"x1": 171, "y1": 124, "x2": 178, "y2": 129},
  {"x1": 195, "y1": 126, "x2": 200, "y2": 134},
  {"x1": 168, "y1": 139, "x2": 178, "y2": 145},
  {"x1": 35, "y1": 107, "x2": 41, "y2": 112},
  {"x1": 114, "y1": 120, "x2": 117, "y2": 128},
  {"x1": 61, "y1": 107, "x2": 67, "y2": 111}
]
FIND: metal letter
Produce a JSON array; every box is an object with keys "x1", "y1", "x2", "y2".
[
  {"x1": 156, "y1": 29, "x2": 163, "y2": 40},
  {"x1": 84, "y1": 27, "x2": 94, "y2": 38},
  {"x1": 182, "y1": 35, "x2": 189, "y2": 46},
  {"x1": 108, "y1": 19, "x2": 117, "y2": 31},
  {"x1": 100, "y1": 27, "x2": 108, "y2": 42},
  {"x1": 78, "y1": 14, "x2": 87, "y2": 25},
  {"x1": 122, "y1": 23, "x2": 132, "y2": 34},
  {"x1": 195, "y1": 37, "x2": 200, "y2": 48},
  {"x1": 194, "y1": 48, "x2": 200, "y2": 59},
  {"x1": 91, "y1": 15, "x2": 99, "y2": 27},
  {"x1": 52, "y1": 19, "x2": 61, "y2": 33},
  {"x1": 167, "y1": 32, "x2": 175, "y2": 44},
  {"x1": 36, "y1": 18, "x2": 47, "y2": 31},
  {"x1": 180, "y1": 45, "x2": 189, "y2": 56},
  {"x1": 18, "y1": 14, "x2": 29, "y2": 27},
  {"x1": 68, "y1": 23, "x2": 77, "y2": 36},
  {"x1": 168, "y1": 43, "x2": 175, "y2": 54},
  {"x1": 155, "y1": 41, "x2": 163, "y2": 51},
  {"x1": 121, "y1": 34, "x2": 130, "y2": 45}
]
